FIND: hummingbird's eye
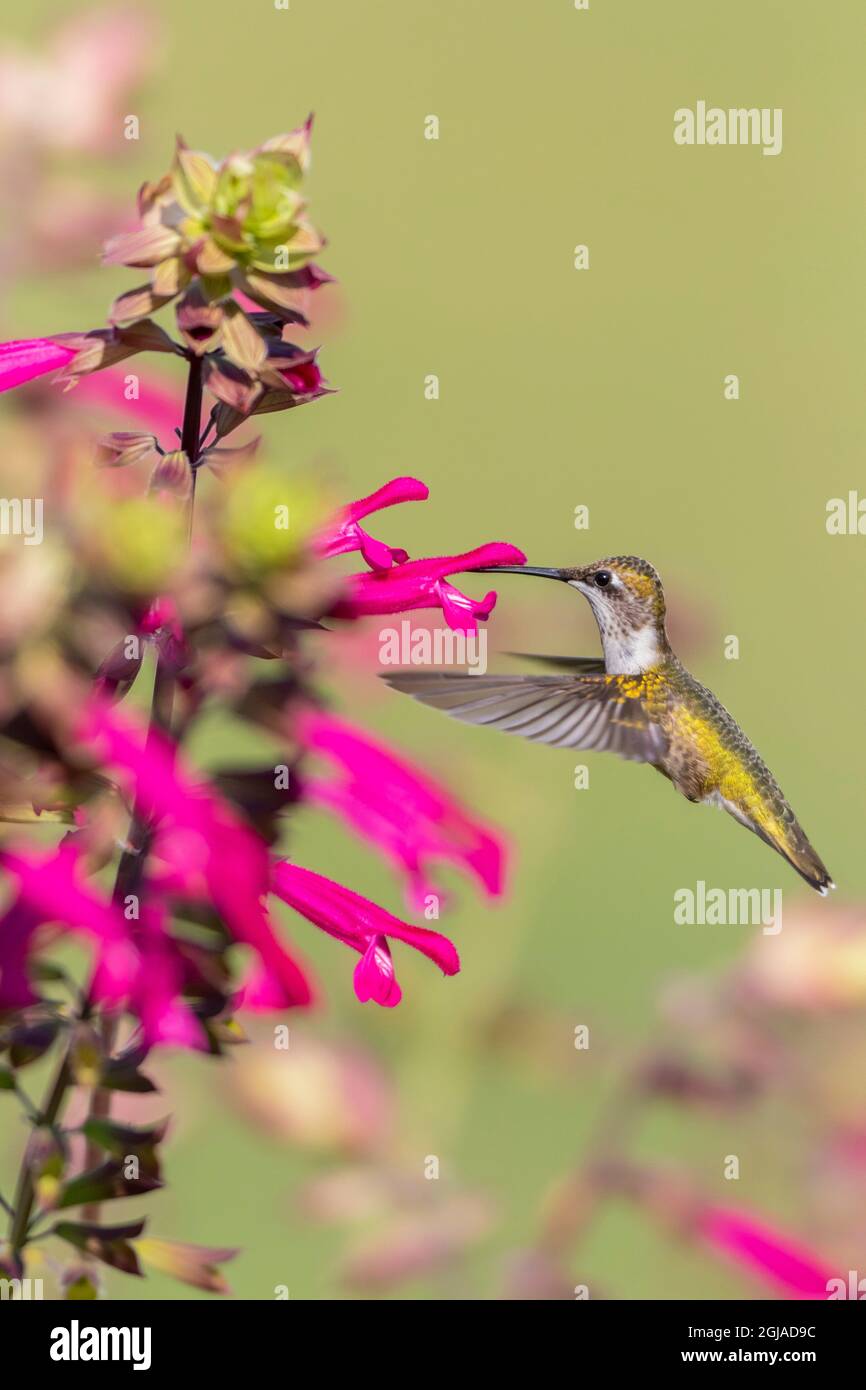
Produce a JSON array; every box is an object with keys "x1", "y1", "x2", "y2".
[{"x1": 593, "y1": 570, "x2": 612, "y2": 588}]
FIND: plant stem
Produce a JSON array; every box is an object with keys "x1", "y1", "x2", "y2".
[
  {"x1": 7, "y1": 353, "x2": 204, "y2": 1259},
  {"x1": 8, "y1": 1055, "x2": 71, "y2": 1255}
]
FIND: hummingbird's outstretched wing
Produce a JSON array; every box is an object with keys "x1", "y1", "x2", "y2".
[
  {"x1": 505, "y1": 653, "x2": 606, "y2": 674},
  {"x1": 382, "y1": 672, "x2": 667, "y2": 762}
]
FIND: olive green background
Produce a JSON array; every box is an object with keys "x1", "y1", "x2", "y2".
[{"x1": 3, "y1": 0, "x2": 865, "y2": 1299}]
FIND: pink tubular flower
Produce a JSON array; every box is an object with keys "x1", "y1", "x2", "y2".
[
  {"x1": 0, "y1": 900, "x2": 44, "y2": 1010},
  {"x1": 130, "y1": 905, "x2": 207, "y2": 1051},
  {"x1": 0, "y1": 842, "x2": 139, "y2": 1005},
  {"x1": 0, "y1": 338, "x2": 76, "y2": 392},
  {"x1": 275, "y1": 351, "x2": 325, "y2": 397},
  {"x1": 316, "y1": 477, "x2": 429, "y2": 571},
  {"x1": 76, "y1": 698, "x2": 459, "y2": 1016},
  {"x1": 296, "y1": 708, "x2": 504, "y2": 906},
  {"x1": 332, "y1": 541, "x2": 527, "y2": 634},
  {"x1": 698, "y1": 1205, "x2": 834, "y2": 1300},
  {"x1": 272, "y1": 862, "x2": 459, "y2": 1008},
  {"x1": 77, "y1": 700, "x2": 314, "y2": 1013}
]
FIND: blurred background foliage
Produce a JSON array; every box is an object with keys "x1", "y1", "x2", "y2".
[{"x1": 1, "y1": 0, "x2": 865, "y2": 1299}]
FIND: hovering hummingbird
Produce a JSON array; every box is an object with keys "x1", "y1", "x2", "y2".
[{"x1": 384, "y1": 556, "x2": 834, "y2": 895}]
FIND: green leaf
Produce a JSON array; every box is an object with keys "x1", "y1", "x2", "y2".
[
  {"x1": 220, "y1": 303, "x2": 268, "y2": 376},
  {"x1": 53, "y1": 1219, "x2": 145, "y2": 1277},
  {"x1": 6, "y1": 1019, "x2": 63, "y2": 1068},
  {"x1": 242, "y1": 270, "x2": 310, "y2": 320},
  {"x1": 102, "y1": 224, "x2": 181, "y2": 269},
  {"x1": 95, "y1": 431, "x2": 160, "y2": 469},
  {"x1": 99, "y1": 1066, "x2": 158, "y2": 1095},
  {"x1": 56, "y1": 1160, "x2": 162, "y2": 1210},
  {"x1": 203, "y1": 356, "x2": 262, "y2": 414},
  {"x1": 108, "y1": 283, "x2": 175, "y2": 329},
  {"x1": 101, "y1": 1043, "x2": 157, "y2": 1094},
  {"x1": 173, "y1": 144, "x2": 218, "y2": 214},
  {"x1": 81, "y1": 1118, "x2": 168, "y2": 1177},
  {"x1": 29, "y1": 961, "x2": 69, "y2": 984}
]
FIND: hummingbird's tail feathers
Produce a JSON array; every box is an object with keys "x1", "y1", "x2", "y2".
[
  {"x1": 382, "y1": 671, "x2": 667, "y2": 762},
  {"x1": 709, "y1": 791, "x2": 835, "y2": 896},
  {"x1": 772, "y1": 830, "x2": 835, "y2": 896},
  {"x1": 505, "y1": 652, "x2": 606, "y2": 674}
]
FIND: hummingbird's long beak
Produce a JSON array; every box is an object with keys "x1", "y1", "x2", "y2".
[{"x1": 475, "y1": 564, "x2": 568, "y2": 581}]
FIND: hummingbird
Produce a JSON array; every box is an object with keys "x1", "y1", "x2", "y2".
[{"x1": 383, "y1": 556, "x2": 834, "y2": 895}]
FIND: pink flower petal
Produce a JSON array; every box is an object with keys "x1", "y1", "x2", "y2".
[
  {"x1": 0, "y1": 338, "x2": 76, "y2": 393},
  {"x1": 0, "y1": 900, "x2": 42, "y2": 1009},
  {"x1": 332, "y1": 542, "x2": 526, "y2": 634},
  {"x1": 272, "y1": 860, "x2": 459, "y2": 1004},
  {"x1": 699, "y1": 1205, "x2": 833, "y2": 1300},
  {"x1": 435, "y1": 578, "x2": 497, "y2": 634},
  {"x1": 302, "y1": 777, "x2": 439, "y2": 909},
  {"x1": 0, "y1": 842, "x2": 138, "y2": 1003},
  {"x1": 342, "y1": 477, "x2": 429, "y2": 526},
  {"x1": 316, "y1": 477, "x2": 429, "y2": 571},
  {"x1": 353, "y1": 936, "x2": 402, "y2": 1007},
  {"x1": 77, "y1": 699, "x2": 314, "y2": 1011},
  {"x1": 296, "y1": 709, "x2": 506, "y2": 903},
  {"x1": 132, "y1": 907, "x2": 207, "y2": 1051}
]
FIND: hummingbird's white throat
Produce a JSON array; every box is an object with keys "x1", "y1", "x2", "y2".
[
  {"x1": 598, "y1": 622, "x2": 663, "y2": 675},
  {"x1": 569, "y1": 579, "x2": 663, "y2": 674}
]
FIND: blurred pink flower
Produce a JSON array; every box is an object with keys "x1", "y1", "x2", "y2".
[
  {"x1": 0, "y1": 7, "x2": 156, "y2": 154},
  {"x1": 229, "y1": 1033, "x2": 394, "y2": 1155},
  {"x1": 129, "y1": 905, "x2": 207, "y2": 1051},
  {"x1": 273, "y1": 349, "x2": 326, "y2": 398},
  {"x1": 77, "y1": 700, "x2": 315, "y2": 1014},
  {"x1": 0, "y1": 338, "x2": 76, "y2": 392},
  {"x1": 316, "y1": 477, "x2": 429, "y2": 571},
  {"x1": 0, "y1": 842, "x2": 138, "y2": 1005},
  {"x1": 332, "y1": 542, "x2": 527, "y2": 634},
  {"x1": 698, "y1": 1205, "x2": 833, "y2": 1299},
  {"x1": 75, "y1": 698, "x2": 460, "y2": 1019},
  {"x1": 0, "y1": 900, "x2": 43, "y2": 1010},
  {"x1": 272, "y1": 862, "x2": 460, "y2": 1008},
  {"x1": 296, "y1": 707, "x2": 504, "y2": 906},
  {"x1": 69, "y1": 365, "x2": 187, "y2": 442}
]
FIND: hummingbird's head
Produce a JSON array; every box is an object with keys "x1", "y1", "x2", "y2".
[
  {"x1": 478, "y1": 555, "x2": 670, "y2": 674},
  {"x1": 563, "y1": 555, "x2": 666, "y2": 625}
]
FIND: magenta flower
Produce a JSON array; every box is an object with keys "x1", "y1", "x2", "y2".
[
  {"x1": 77, "y1": 700, "x2": 315, "y2": 1013},
  {"x1": 129, "y1": 906, "x2": 207, "y2": 1051},
  {"x1": 272, "y1": 862, "x2": 459, "y2": 1008},
  {"x1": 316, "y1": 477, "x2": 429, "y2": 571},
  {"x1": 698, "y1": 1205, "x2": 833, "y2": 1300},
  {"x1": 0, "y1": 900, "x2": 44, "y2": 1010},
  {"x1": 273, "y1": 350, "x2": 325, "y2": 398},
  {"x1": 332, "y1": 542, "x2": 527, "y2": 634},
  {"x1": 0, "y1": 842, "x2": 139, "y2": 1005},
  {"x1": 76, "y1": 698, "x2": 461, "y2": 1017},
  {"x1": 296, "y1": 708, "x2": 504, "y2": 907},
  {"x1": 0, "y1": 338, "x2": 76, "y2": 393}
]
